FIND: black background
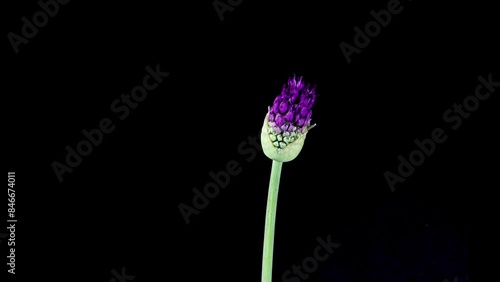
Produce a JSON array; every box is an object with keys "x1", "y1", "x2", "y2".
[{"x1": 4, "y1": 0, "x2": 498, "y2": 281}]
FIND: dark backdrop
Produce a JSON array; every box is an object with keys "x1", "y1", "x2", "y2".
[{"x1": 4, "y1": 1, "x2": 498, "y2": 281}]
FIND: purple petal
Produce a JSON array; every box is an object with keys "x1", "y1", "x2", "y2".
[
  {"x1": 273, "y1": 96, "x2": 283, "y2": 109},
  {"x1": 299, "y1": 104, "x2": 309, "y2": 117},
  {"x1": 289, "y1": 89, "x2": 299, "y2": 102},
  {"x1": 279, "y1": 100, "x2": 289, "y2": 115},
  {"x1": 275, "y1": 115, "x2": 285, "y2": 127},
  {"x1": 284, "y1": 111, "x2": 295, "y2": 122}
]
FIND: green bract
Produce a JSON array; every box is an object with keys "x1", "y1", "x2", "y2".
[{"x1": 261, "y1": 113, "x2": 309, "y2": 162}]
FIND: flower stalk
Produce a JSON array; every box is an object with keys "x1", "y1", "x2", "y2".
[{"x1": 261, "y1": 160, "x2": 282, "y2": 282}]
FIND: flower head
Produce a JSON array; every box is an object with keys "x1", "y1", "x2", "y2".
[{"x1": 261, "y1": 75, "x2": 318, "y2": 162}]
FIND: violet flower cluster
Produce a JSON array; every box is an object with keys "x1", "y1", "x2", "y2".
[{"x1": 266, "y1": 75, "x2": 317, "y2": 150}]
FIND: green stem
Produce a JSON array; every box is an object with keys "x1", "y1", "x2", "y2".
[{"x1": 261, "y1": 160, "x2": 283, "y2": 282}]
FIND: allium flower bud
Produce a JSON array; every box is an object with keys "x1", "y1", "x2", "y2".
[{"x1": 261, "y1": 75, "x2": 318, "y2": 162}]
